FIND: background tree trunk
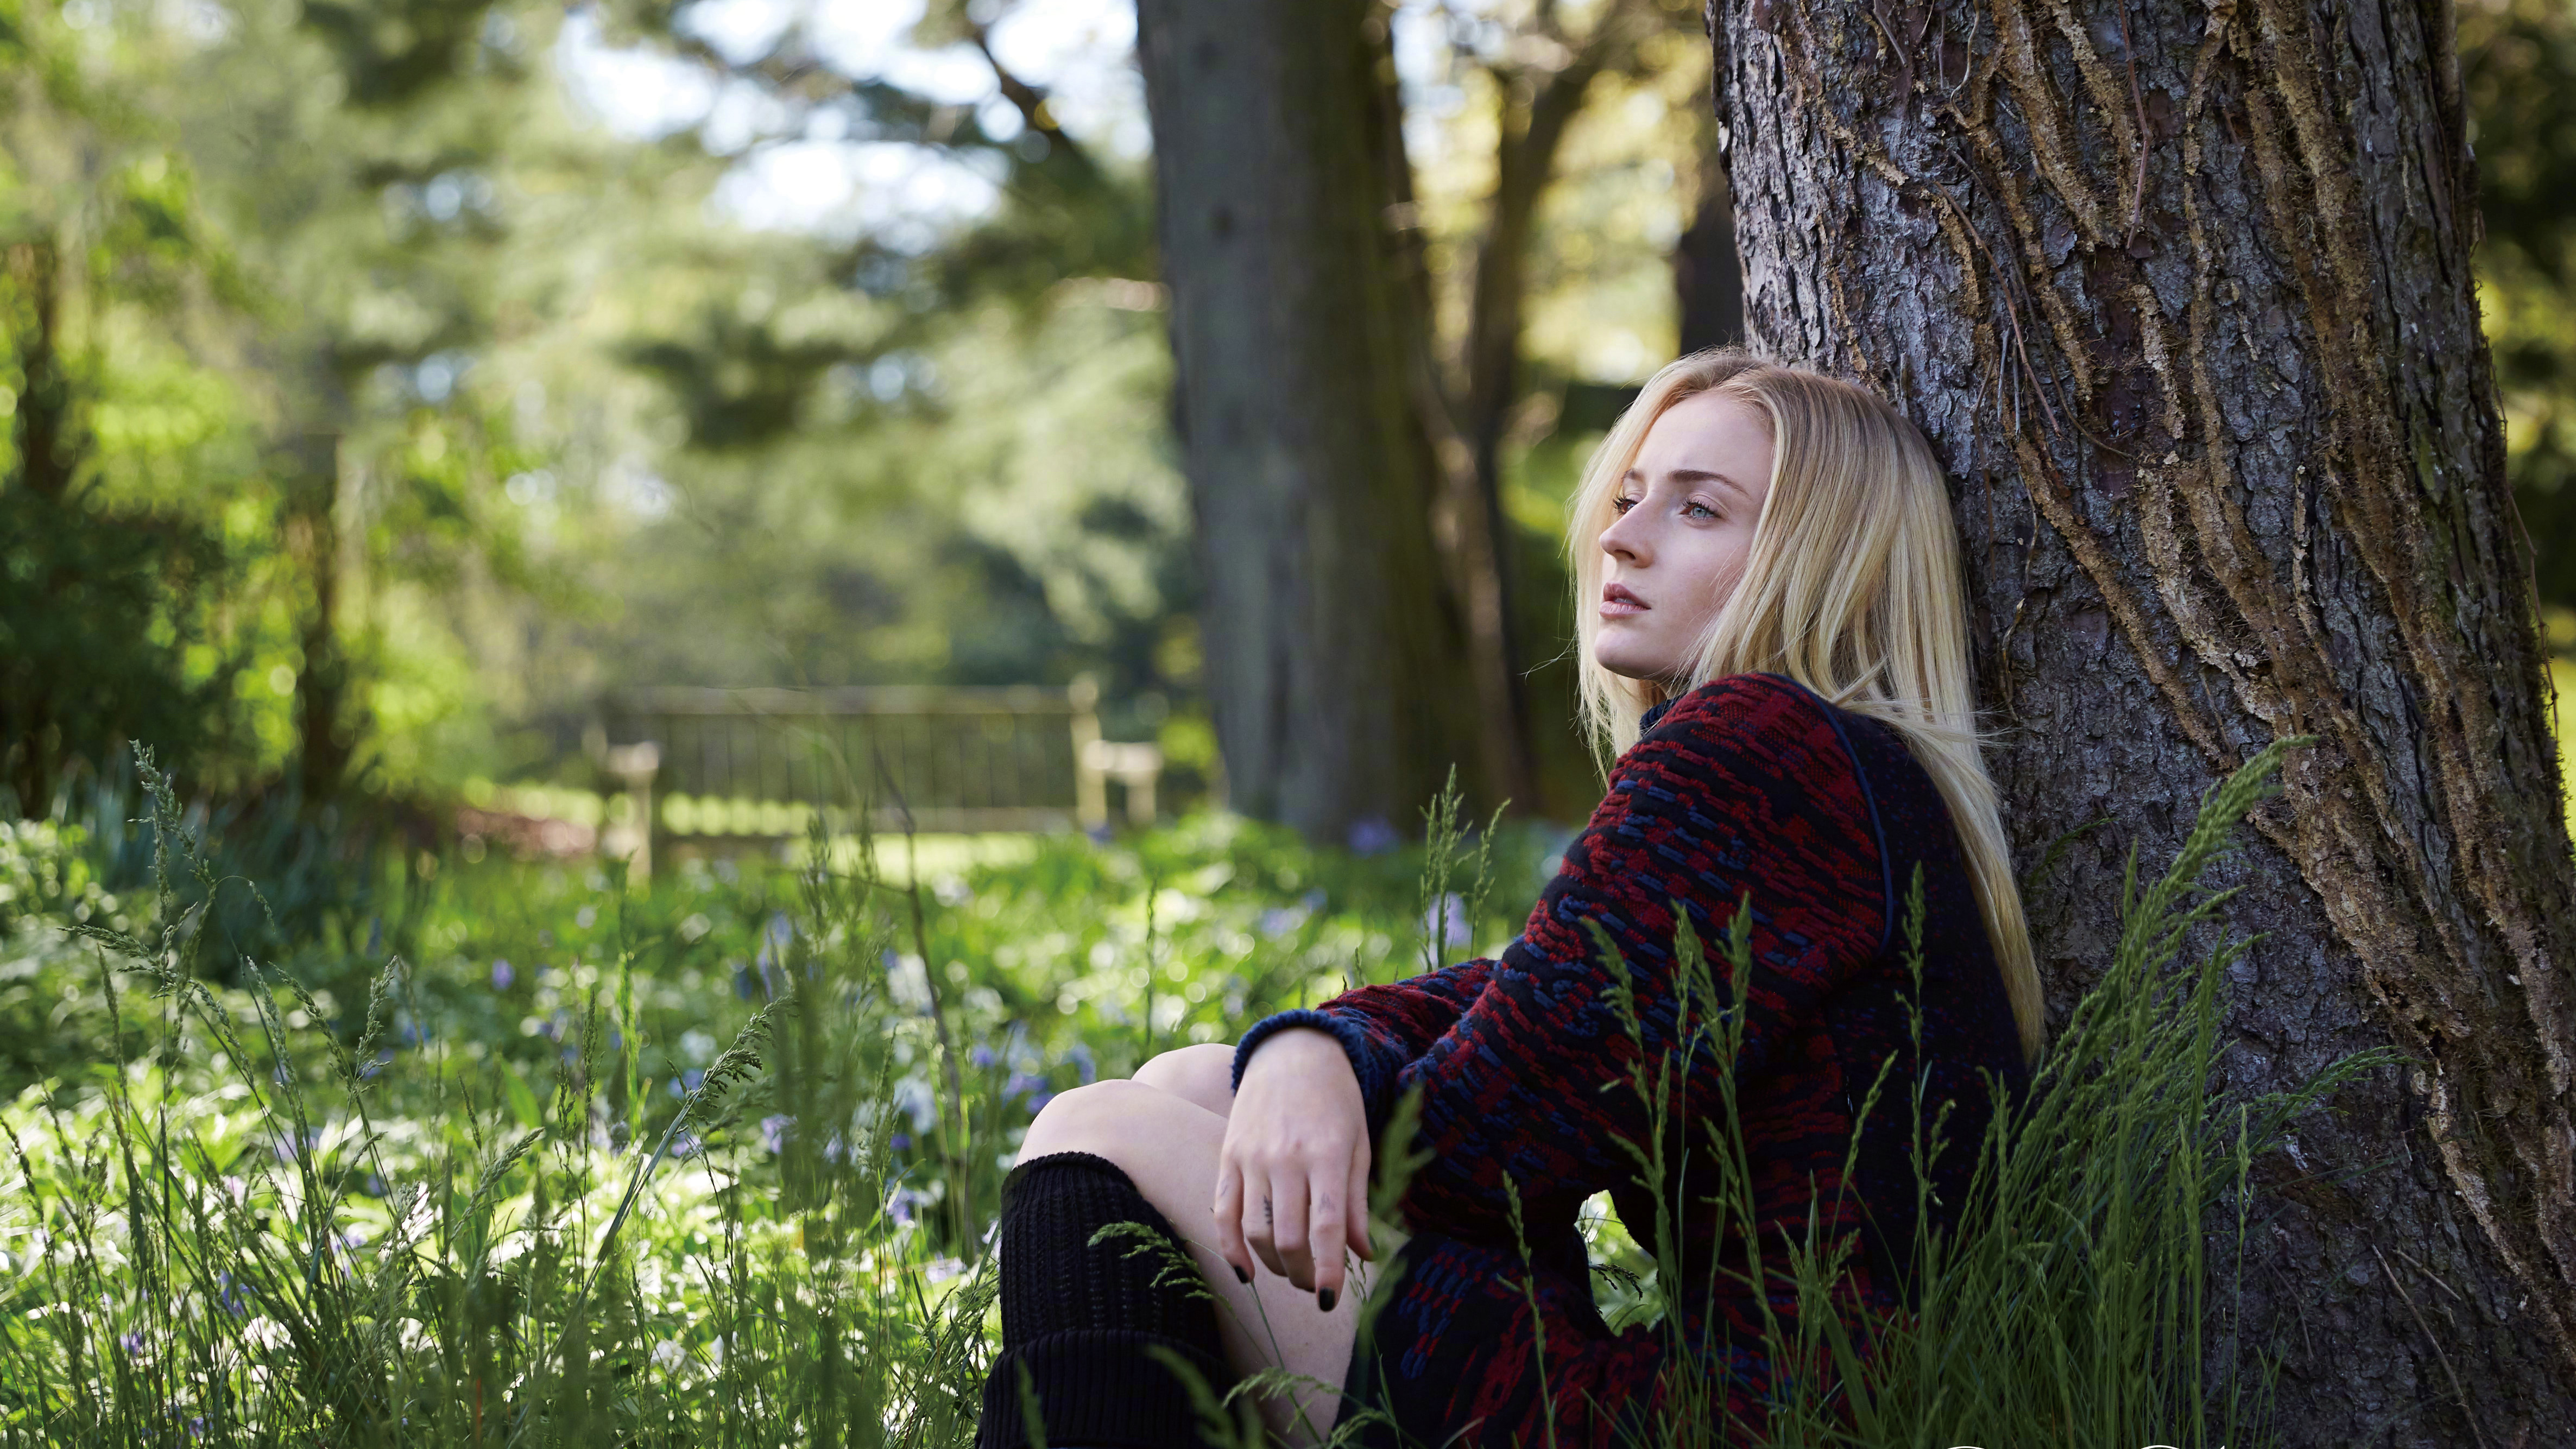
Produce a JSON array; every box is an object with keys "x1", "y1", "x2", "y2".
[
  {"x1": 1710, "y1": 0, "x2": 2576, "y2": 1437},
  {"x1": 1436, "y1": 0, "x2": 1663, "y2": 815},
  {"x1": 1674, "y1": 155, "x2": 1745, "y2": 352},
  {"x1": 1136, "y1": 0, "x2": 1490, "y2": 840},
  {"x1": 287, "y1": 431, "x2": 350, "y2": 805}
]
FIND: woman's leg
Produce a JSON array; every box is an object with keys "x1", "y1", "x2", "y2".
[
  {"x1": 1019, "y1": 1078, "x2": 1384, "y2": 1448},
  {"x1": 1129, "y1": 1043, "x2": 1238, "y2": 1119}
]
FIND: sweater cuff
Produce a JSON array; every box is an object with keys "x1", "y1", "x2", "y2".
[{"x1": 1231, "y1": 1008, "x2": 1401, "y2": 1140}]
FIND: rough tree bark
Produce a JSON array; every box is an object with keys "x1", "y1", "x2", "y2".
[
  {"x1": 1135, "y1": 0, "x2": 1491, "y2": 840},
  {"x1": 1711, "y1": 0, "x2": 2576, "y2": 1437}
]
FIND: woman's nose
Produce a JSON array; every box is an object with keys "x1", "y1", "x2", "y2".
[{"x1": 1601, "y1": 511, "x2": 1649, "y2": 566}]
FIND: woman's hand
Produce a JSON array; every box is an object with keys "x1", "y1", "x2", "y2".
[{"x1": 1213, "y1": 1027, "x2": 1374, "y2": 1308}]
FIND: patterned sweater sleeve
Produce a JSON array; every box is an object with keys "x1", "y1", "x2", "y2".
[
  {"x1": 1230, "y1": 954, "x2": 1503, "y2": 1143},
  {"x1": 1371, "y1": 675, "x2": 1886, "y2": 1226}
]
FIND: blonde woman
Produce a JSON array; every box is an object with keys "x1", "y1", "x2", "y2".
[{"x1": 976, "y1": 350, "x2": 2042, "y2": 1449}]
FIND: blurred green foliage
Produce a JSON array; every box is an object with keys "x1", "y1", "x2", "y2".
[
  {"x1": 2464, "y1": 0, "x2": 2576, "y2": 615},
  {"x1": 0, "y1": 0, "x2": 2568, "y2": 833},
  {"x1": 0, "y1": 0, "x2": 1207, "y2": 815}
]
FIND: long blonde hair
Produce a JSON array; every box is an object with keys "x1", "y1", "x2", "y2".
[{"x1": 1569, "y1": 349, "x2": 2043, "y2": 1064}]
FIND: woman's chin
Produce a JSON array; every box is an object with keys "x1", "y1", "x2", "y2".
[{"x1": 1591, "y1": 646, "x2": 1672, "y2": 681}]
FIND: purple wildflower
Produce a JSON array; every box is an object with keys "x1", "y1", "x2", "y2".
[{"x1": 1348, "y1": 816, "x2": 1401, "y2": 855}]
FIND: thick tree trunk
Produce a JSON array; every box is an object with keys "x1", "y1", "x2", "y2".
[
  {"x1": 1711, "y1": 0, "x2": 2576, "y2": 1438},
  {"x1": 1136, "y1": 0, "x2": 1490, "y2": 840}
]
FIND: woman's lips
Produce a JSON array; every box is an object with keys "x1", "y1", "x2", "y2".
[{"x1": 1600, "y1": 583, "x2": 1647, "y2": 619}]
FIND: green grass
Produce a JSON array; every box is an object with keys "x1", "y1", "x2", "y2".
[{"x1": 0, "y1": 745, "x2": 2390, "y2": 1446}]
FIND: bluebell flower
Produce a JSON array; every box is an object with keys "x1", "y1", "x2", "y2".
[
  {"x1": 971, "y1": 1044, "x2": 996, "y2": 1068},
  {"x1": 760, "y1": 1115, "x2": 791, "y2": 1154},
  {"x1": 1348, "y1": 817, "x2": 1401, "y2": 855},
  {"x1": 490, "y1": 959, "x2": 514, "y2": 991},
  {"x1": 1025, "y1": 1090, "x2": 1056, "y2": 1115},
  {"x1": 891, "y1": 1132, "x2": 911, "y2": 1150}
]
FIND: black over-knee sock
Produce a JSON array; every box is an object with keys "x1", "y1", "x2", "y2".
[{"x1": 974, "y1": 1150, "x2": 1239, "y2": 1449}]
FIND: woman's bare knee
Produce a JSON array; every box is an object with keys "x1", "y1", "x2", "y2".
[
  {"x1": 1018, "y1": 1079, "x2": 1169, "y2": 1163},
  {"x1": 1131, "y1": 1042, "x2": 1238, "y2": 1118},
  {"x1": 1005, "y1": 1076, "x2": 1360, "y2": 1444}
]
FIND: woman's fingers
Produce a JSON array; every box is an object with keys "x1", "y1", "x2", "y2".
[
  {"x1": 1244, "y1": 1167, "x2": 1284, "y2": 1281},
  {"x1": 1344, "y1": 1148, "x2": 1374, "y2": 1265},
  {"x1": 1266, "y1": 1169, "x2": 1312, "y2": 1288},
  {"x1": 1209, "y1": 1158, "x2": 1253, "y2": 1285},
  {"x1": 1306, "y1": 1171, "x2": 1347, "y2": 1307}
]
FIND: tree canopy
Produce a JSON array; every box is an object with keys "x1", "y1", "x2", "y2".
[{"x1": 0, "y1": 0, "x2": 2567, "y2": 839}]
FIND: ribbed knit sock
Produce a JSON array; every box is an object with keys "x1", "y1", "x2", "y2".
[{"x1": 974, "y1": 1150, "x2": 1240, "y2": 1449}]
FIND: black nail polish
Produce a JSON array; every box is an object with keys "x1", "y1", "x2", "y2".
[
  {"x1": 1317, "y1": 1287, "x2": 1337, "y2": 1312},
  {"x1": 1234, "y1": 1264, "x2": 1251, "y2": 1285}
]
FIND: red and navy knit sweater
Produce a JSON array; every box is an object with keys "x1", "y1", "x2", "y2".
[{"x1": 1229, "y1": 672, "x2": 2031, "y2": 1449}]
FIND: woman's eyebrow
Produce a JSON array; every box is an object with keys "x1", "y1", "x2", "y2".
[{"x1": 1649, "y1": 473, "x2": 1751, "y2": 507}]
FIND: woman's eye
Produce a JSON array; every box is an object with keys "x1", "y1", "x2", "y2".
[
  {"x1": 1612, "y1": 495, "x2": 1638, "y2": 513},
  {"x1": 1684, "y1": 501, "x2": 1718, "y2": 520}
]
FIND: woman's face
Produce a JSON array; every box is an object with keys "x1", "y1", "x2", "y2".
[{"x1": 1593, "y1": 390, "x2": 1774, "y2": 684}]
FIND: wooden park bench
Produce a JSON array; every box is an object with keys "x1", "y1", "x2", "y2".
[{"x1": 589, "y1": 680, "x2": 1163, "y2": 874}]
